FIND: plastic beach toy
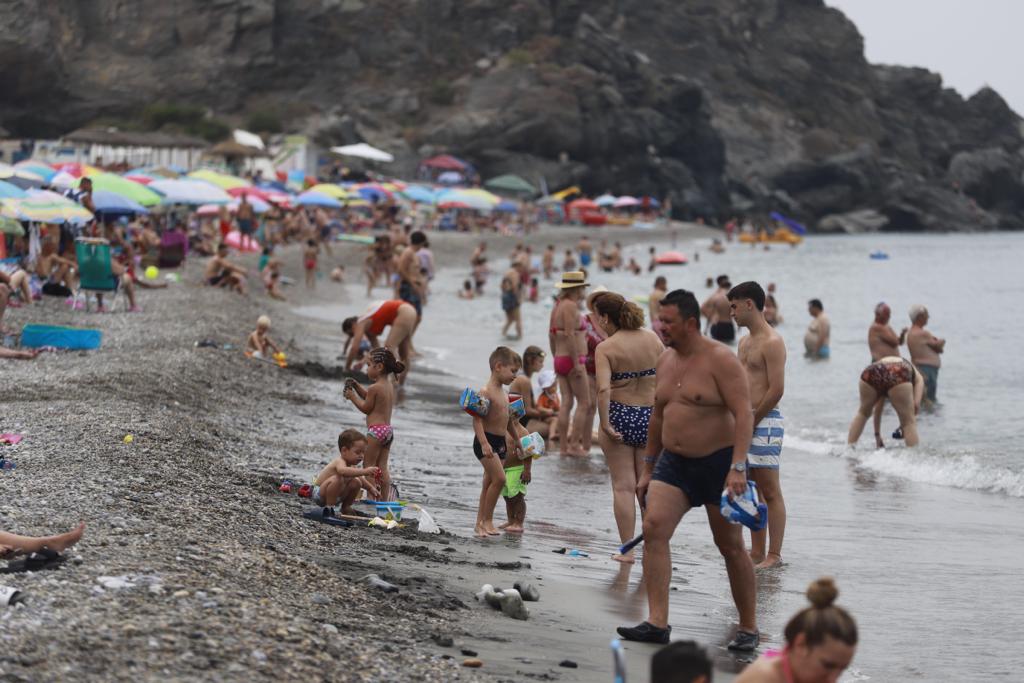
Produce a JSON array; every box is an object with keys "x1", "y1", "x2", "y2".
[
  {"x1": 720, "y1": 481, "x2": 768, "y2": 531},
  {"x1": 459, "y1": 388, "x2": 490, "y2": 417},
  {"x1": 520, "y1": 432, "x2": 546, "y2": 459},
  {"x1": 145, "y1": 266, "x2": 159, "y2": 280},
  {"x1": 508, "y1": 397, "x2": 526, "y2": 420}
]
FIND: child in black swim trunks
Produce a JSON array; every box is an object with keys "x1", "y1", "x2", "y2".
[{"x1": 471, "y1": 347, "x2": 529, "y2": 538}]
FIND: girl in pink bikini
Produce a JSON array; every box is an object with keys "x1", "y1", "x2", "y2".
[
  {"x1": 343, "y1": 347, "x2": 406, "y2": 502},
  {"x1": 736, "y1": 577, "x2": 858, "y2": 683}
]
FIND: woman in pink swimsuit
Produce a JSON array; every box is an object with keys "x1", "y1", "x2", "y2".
[
  {"x1": 735, "y1": 577, "x2": 858, "y2": 683},
  {"x1": 580, "y1": 288, "x2": 608, "y2": 453},
  {"x1": 548, "y1": 271, "x2": 590, "y2": 456}
]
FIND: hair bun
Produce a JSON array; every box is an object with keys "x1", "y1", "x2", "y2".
[{"x1": 806, "y1": 577, "x2": 839, "y2": 609}]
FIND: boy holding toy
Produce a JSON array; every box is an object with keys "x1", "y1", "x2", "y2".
[{"x1": 470, "y1": 347, "x2": 530, "y2": 538}]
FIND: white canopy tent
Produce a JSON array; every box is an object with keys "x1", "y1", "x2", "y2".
[{"x1": 330, "y1": 143, "x2": 395, "y2": 163}]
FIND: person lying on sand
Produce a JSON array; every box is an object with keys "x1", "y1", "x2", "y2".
[
  {"x1": 247, "y1": 315, "x2": 282, "y2": 359},
  {"x1": 0, "y1": 347, "x2": 41, "y2": 360},
  {"x1": 311, "y1": 430, "x2": 381, "y2": 517},
  {"x1": 0, "y1": 523, "x2": 85, "y2": 559}
]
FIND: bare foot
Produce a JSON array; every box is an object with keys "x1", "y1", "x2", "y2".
[
  {"x1": 504, "y1": 524, "x2": 523, "y2": 534},
  {"x1": 749, "y1": 551, "x2": 765, "y2": 565},
  {"x1": 611, "y1": 552, "x2": 635, "y2": 564},
  {"x1": 46, "y1": 523, "x2": 86, "y2": 553},
  {"x1": 474, "y1": 525, "x2": 490, "y2": 538},
  {"x1": 484, "y1": 525, "x2": 501, "y2": 536},
  {"x1": 497, "y1": 521, "x2": 510, "y2": 529},
  {"x1": 755, "y1": 552, "x2": 783, "y2": 570}
]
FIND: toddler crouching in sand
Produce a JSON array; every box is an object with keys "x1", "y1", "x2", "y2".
[
  {"x1": 247, "y1": 315, "x2": 282, "y2": 359},
  {"x1": 471, "y1": 347, "x2": 529, "y2": 537},
  {"x1": 311, "y1": 429, "x2": 381, "y2": 517}
]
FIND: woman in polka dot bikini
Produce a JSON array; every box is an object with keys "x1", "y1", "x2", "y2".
[{"x1": 592, "y1": 291, "x2": 665, "y2": 563}]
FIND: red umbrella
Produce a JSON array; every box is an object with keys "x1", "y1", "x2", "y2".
[
  {"x1": 228, "y1": 186, "x2": 292, "y2": 206},
  {"x1": 124, "y1": 175, "x2": 154, "y2": 185},
  {"x1": 439, "y1": 200, "x2": 471, "y2": 209},
  {"x1": 420, "y1": 154, "x2": 467, "y2": 171},
  {"x1": 567, "y1": 198, "x2": 599, "y2": 213}
]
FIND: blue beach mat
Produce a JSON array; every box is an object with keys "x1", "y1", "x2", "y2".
[{"x1": 20, "y1": 324, "x2": 102, "y2": 350}]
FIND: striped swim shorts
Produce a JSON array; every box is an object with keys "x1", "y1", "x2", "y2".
[{"x1": 748, "y1": 409, "x2": 784, "y2": 469}]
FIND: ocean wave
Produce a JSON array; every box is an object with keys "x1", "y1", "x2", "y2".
[
  {"x1": 849, "y1": 448, "x2": 1024, "y2": 498},
  {"x1": 786, "y1": 430, "x2": 1024, "y2": 498}
]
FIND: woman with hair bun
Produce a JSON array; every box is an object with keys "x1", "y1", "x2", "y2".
[
  {"x1": 343, "y1": 347, "x2": 406, "y2": 501},
  {"x1": 736, "y1": 577, "x2": 858, "y2": 683},
  {"x1": 591, "y1": 291, "x2": 664, "y2": 563}
]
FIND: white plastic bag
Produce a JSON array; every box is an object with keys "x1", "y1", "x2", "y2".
[{"x1": 417, "y1": 506, "x2": 441, "y2": 534}]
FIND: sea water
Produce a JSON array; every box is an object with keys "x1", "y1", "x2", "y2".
[{"x1": 297, "y1": 231, "x2": 1024, "y2": 682}]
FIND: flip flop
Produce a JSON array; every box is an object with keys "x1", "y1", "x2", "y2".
[{"x1": 302, "y1": 508, "x2": 354, "y2": 528}]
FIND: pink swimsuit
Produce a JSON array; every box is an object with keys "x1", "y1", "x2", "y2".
[{"x1": 367, "y1": 424, "x2": 394, "y2": 448}]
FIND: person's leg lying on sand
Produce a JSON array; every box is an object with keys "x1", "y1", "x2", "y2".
[
  {"x1": 0, "y1": 347, "x2": 41, "y2": 360},
  {"x1": 0, "y1": 523, "x2": 85, "y2": 558}
]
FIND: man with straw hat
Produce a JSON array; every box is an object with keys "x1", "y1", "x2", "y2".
[{"x1": 549, "y1": 271, "x2": 591, "y2": 456}]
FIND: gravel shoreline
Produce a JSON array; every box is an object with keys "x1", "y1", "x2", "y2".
[{"x1": 0, "y1": 221, "x2": 716, "y2": 681}]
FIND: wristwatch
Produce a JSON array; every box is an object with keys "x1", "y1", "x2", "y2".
[{"x1": 731, "y1": 462, "x2": 747, "y2": 473}]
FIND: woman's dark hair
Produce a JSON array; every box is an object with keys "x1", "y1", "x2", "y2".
[
  {"x1": 369, "y1": 347, "x2": 406, "y2": 376},
  {"x1": 342, "y1": 316, "x2": 357, "y2": 336},
  {"x1": 784, "y1": 577, "x2": 858, "y2": 648},
  {"x1": 592, "y1": 292, "x2": 645, "y2": 330}
]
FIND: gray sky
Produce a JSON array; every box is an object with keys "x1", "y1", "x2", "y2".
[{"x1": 827, "y1": 0, "x2": 1023, "y2": 116}]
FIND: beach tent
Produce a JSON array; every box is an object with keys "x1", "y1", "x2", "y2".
[
  {"x1": 149, "y1": 179, "x2": 232, "y2": 205},
  {"x1": 331, "y1": 143, "x2": 395, "y2": 163},
  {"x1": 484, "y1": 174, "x2": 536, "y2": 197}
]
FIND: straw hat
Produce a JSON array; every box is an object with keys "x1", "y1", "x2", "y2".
[{"x1": 555, "y1": 271, "x2": 589, "y2": 289}]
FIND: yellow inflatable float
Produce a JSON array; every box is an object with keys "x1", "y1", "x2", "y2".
[{"x1": 739, "y1": 227, "x2": 803, "y2": 245}]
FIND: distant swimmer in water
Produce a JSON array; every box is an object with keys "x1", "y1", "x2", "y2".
[
  {"x1": 906, "y1": 304, "x2": 945, "y2": 407},
  {"x1": 702, "y1": 275, "x2": 735, "y2": 343},
  {"x1": 804, "y1": 299, "x2": 830, "y2": 358},
  {"x1": 848, "y1": 356, "x2": 924, "y2": 447},
  {"x1": 577, "y1": 235, "x2": 593, "y2": 269},
  {"x1": 729, "y1": 281, "x2": 787, "y2": 570},
  {"x1": 649, "y1": 276, "x2": 668, "y2": 342},
  {"x1": 735, "y1": 577, "x2": 857, "y2": 683},
  {"x1": 618, "y1": 289, "x2": 757, "y2": 650}
]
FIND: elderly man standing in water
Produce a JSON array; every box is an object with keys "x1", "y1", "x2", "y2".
[
  {"x1": 906, "y1": 304, "x2": 945, "y2": 407},
  {"x1": 804, "y1": 299, "x2": 830, "y2": 358},
  {"x1": 617, "y1": 289, "x2": 758, "y2": 651}
]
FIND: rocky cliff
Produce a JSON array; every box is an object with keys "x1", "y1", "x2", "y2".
[{"x1": 2, "y1": 0, "x2": 1022, "y2": 231}]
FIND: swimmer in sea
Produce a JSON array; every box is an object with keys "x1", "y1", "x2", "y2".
[
  {"x1": 649, "y1": 276, "x2": 669, "y2": 342},
  {"x1": 804, "y1": 299, "x2": 830, "y2": 358},
  {"x1": 701, "y1": 275, "x2": 735, "y2": 344}
]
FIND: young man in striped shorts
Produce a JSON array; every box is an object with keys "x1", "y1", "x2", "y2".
[{"x1": 729, "y1": 281, "x2": 788, "y2": 569}]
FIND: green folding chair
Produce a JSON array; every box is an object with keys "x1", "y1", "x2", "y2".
[{"x1": 74, "y1": 238, "x2": 121, "y2": 312}]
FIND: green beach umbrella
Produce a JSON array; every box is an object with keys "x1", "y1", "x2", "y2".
[
  {"x1": 79, "y1": 173, "x2": 162, "y2": 207},
  {"x1": 484, "y1": 174, "x2": 536, "y2": 197},
  {"x1": 0, "y1": 215, "x2": 24, "y2": 235}
]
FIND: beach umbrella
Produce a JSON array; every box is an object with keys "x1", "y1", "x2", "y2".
[
  {"x1": 2, "y1": 191, "x2": 93, "y2": 225},
  {"x1": 296, "y1": 191, "x2": 343, "y2": 208},
  {"x1": 188, "y1": 169, "x2": 251, "y2": 191},
  {"x1": 126, "y1": 166, "x2": 181, "y2": 179},
  {"x1": 306, "y1": 183, "x2": 349, "y2": 200},
  {"x1": 0, "y1": 181, "x2": 29, "y2": 199},
  {"x1": 355, "y1": 186, "x2": 392, "y2": 202},
  {"x1": 53, "y1": 162, "x2": 100, "y2": 177},
  {"x1": 614, "y1": 196, "x2": 640, "y2": 208},
  {"x1": 595, "y1": 193, "x2": 617, "y2": 207},
  {"x1": 91, "y1": 189, "x2": 149, "y2": 216},
  {"x1": 436, "y1": 189, "x2": 499, "y2": 211},
  {"x1": 400, "y1": 185, "x2": 438, "y2": 204},
  {"x1": 0, "y1": 163, "x2": 45, "y2": 188},
  {"x1": 438, "y1": 200, "x2": 471, "y2": 210},
  {"x1": 149, "y1": 178, "x2": 232, "y2": 205},
  {"x1": 536, "y1": 195, "x2": 562, "y2": 206},
  {"x1": 420, "y1": 154, "x2": 468, "y2": 171},
  {"x1": 494, "y1": 200, "x2": 519, "y2": 213},
  {"x1": 79, "y1": 173, "x2": 162, "y2": 207},
  {"x1": 331, "y1": 142, "x2": 395, "y2": 163},
  {"x1": 123, "y1": 175, "x2": 154, "y2": 185},
  {"x1": 195, "y1": 198, "x2": 270, "y2": 216},
  {"x1": 49, "y1": 171, "x2": 77, "y2": 189},
  {"x1": 228, "y1": 185, "x2": 292, "y2": 206},
  {"x1": 437, "y1": 171, "x2": 463, "y2": 185},
  {"x1": 484, "y1": 174, "x2": 536, "y2": 197},
  {"x1": 567, "y1": 198, "x2": 599, "y2": 213},
  {"x1": 14, "y1": 161, "x2": 56, "y2": 182},
  {"x1": 0, "y1": 215, "x2": 24, "y2": 235}
]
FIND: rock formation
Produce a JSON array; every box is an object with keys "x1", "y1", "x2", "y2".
[{"x1": 1, "y1": 0, "x2": 1021, "y2": 231}]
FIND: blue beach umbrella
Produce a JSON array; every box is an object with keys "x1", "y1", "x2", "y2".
[
  {"x1": 400, "y1": 185, "x2": 437, "y2": 204},
  {"x1": 0, "y1": 180, "x2": 29, "y2": 199},
  {"x1": 494, "y1": 200, "x2": 519, "y2": 212},
  {"x1": 91, "y1": 189, "x2": 149, "y2": 216},
  {"x1": 296, "y1": 191, "x2": 343, "y2": 208},
  {"x1": 14, "y1": 161, "x2": 57, "y2": 182}
]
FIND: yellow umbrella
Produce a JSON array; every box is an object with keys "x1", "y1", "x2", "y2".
[
  {"x1": 307, "y1": 183, "x2": 349, "y2": 199},
  {"x1": 188, "y1": 169, "x2": 251, "y2": 190}
]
